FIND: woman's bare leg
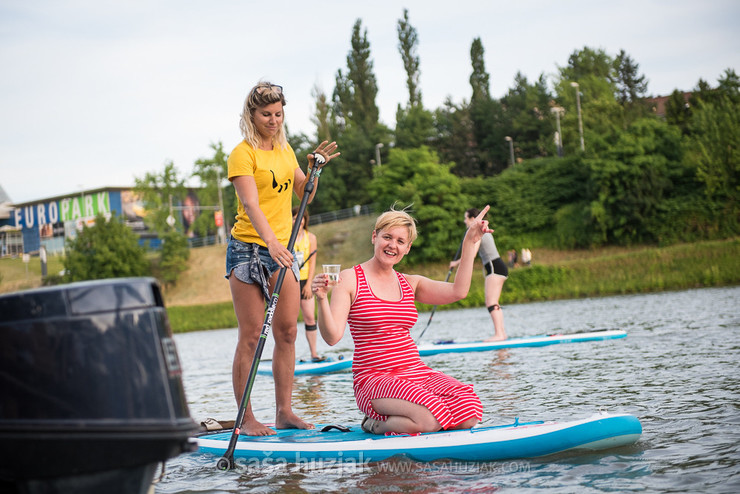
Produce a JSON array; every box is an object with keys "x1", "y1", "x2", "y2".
[
  {"x1": 271, "y1": 272, "x2": 314, "y2": 430},
  {"x1": 367, "y1": 398, "x2": 441, "y2": 434},
  {"x1": 230, "y1": 276, "x2": 276, "y2": 436},
  {"x1": 484, "y1": 274, "x2": 507, "y2": 341}
]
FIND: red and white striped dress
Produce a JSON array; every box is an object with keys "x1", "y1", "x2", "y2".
[{"x1": 349, "y1": 265, "x2": 483, "y2": 430}]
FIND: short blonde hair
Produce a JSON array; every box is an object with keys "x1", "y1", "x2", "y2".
[
  {"x1": 374, "y1": 207, "x2": 418, "y2": 243},
  {"x1": 239, "y1": 81, "x2": 288, "y2": 150}
]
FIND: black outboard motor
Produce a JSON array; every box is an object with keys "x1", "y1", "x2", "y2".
[{"x1": 0, "y1": 277, "x2": 198, "y2": 494}]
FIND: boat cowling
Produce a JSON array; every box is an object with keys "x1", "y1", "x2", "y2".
[{"x1": 0, "y1": 277, "x2": 198, "y2": 493}]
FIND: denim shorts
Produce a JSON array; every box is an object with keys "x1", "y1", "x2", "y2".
[{"x1": 225, "y1": 236, "x2": 298, "y2": 299}]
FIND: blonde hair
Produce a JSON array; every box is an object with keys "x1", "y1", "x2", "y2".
[
  {"x1": 374, "y1": 206, "x2": 418, "y2": 243},
  {"x1": 239, "y1": 81, "x2": 288, "y2": 150}
]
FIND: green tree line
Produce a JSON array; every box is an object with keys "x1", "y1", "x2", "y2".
[
  {"x1": 185, "y1": 9, "x2": 736, "y2": 261},
  {"x1": 69, "y1": 8, "x2": 736, "y2": 282}
]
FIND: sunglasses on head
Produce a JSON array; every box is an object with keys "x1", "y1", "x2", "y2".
[{"x1": 255, "y1": 84, "x2": 283, "y2": 95}]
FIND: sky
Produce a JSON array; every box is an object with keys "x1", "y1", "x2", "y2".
[{"x1": 1, "y1": 0, "x2": 739, "y2": 205}]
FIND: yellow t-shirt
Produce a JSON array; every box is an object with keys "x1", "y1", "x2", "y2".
[{"x1": 228, "y1": 140, "x2": 299, "y2": 246}]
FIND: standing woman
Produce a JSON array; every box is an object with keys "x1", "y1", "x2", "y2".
[
  {"x1": 226, "y1": 81, "x2": 339, "y2": 436},
  {"x1": 312, "y1": 206, "x2": 492, "y2": 435},
  {"x1": 450, "y1": 208, "x2": 508, "y2": 341},
  {"x1": 292, "y1": 206, "x2": 322, "y2": 361}
]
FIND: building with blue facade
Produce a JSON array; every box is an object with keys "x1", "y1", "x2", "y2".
[{"x1": 1, "y1": 187, "x2": 154, "y2": 257}]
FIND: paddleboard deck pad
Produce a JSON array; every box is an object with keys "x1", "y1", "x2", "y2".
[
  {"x1": 258, "y1": 329, "x2": 627, "y2": 376},
  {"x1": 196, "y1": 412, "x2": 641, "y2": 463}
]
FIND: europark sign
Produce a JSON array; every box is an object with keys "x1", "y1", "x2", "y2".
[{"x1": 13, "y1": 192, "x2": 111, "y2": 229}]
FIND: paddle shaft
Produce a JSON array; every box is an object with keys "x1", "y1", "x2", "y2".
[
  {"x1": 217, "y1": 156, "x2": 323, "y2": 471},
  {"x1": 299, "y1": 249, "x2": 317, "y2": 269},
  {"x1": 415, "y1": 236, "x2": 464, "y2": 344}
]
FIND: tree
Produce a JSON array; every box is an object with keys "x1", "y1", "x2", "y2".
[
  {"x1": 469, "y1": 38, "x2": 491, "y2": 102},
  {"x1": 311, "y1": 84, "x2": 332, "y2": 142},
  {"x1": 588, "y1": 119, "x2": 680, "y2": 244},
  {"x1": 685, "y1": 95, "x2": 740, "y2": 205},
  {"x1": 395, "y1": 103, "x2": 435, "y2": 149},
  {"x1": 327, "y1": 19, "x2": 388, "y2": 208},
  {"x1": 467, "y1": 37, "x2": 505, "y2": 175},
  {"x1": 156, "y1": 229, "x2": 190, "y2": 289},
  {"x1": 64, "y1": 213, "x2": 149, "y2": 282},
  {"x1": 665, "y1": 89, "x2": 691, "y2": 134},
  {"x1": 135, "y1": 160, "x2": 187, "y2": 234},
  {"x1": 134, "y1": 161, "x2": 191, "y2": 286},
  {"x1": 612, "y1": 50, "x2": 651, "y2": 125},
  {"x1": 433, "y1": 98, "x2": 478, "y2": 176},
  {"x1": 501, "y1": 72, "x2": 554, "y2": 159},
  {"x1": 397, "y1": 8, "x2": 422, "y2": 107},
  {"x1": 717, "y1": 68, "x2": 740, "y2": 104},
  {"x1": 344, "y1": 19, "x2": 380, "y2": 136},
  {"x1": 555, "y1": 47, "x2": 622, "y2": 154},
  {"x1": 191, "y1": 142, "x2": 233, "y2": 237},
  {"x1": 560, "y1": 46, "x2": 613, "y2": 81},
  {"x1": 612, "y1": 49, "x2": 648, "y2": 105},
  {"x1": 394, "y1": 9, "x2": 435, "y2": 149}
]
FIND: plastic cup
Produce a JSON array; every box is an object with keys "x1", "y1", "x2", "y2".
[{"x1": 323, "y1": 264, "x2": 340, "y2": 284}]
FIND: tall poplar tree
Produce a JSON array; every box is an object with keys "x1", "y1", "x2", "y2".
[
  {"x1": 329, "y1": 19, "x2": 386, "y2": 207},
  {"x1": 397, "y1": 8, "x2": 421, "y2": 106},
  {"x1": 395, "y1": 8, "x2": 434, "y2": 149},
  {"x1": 467, "y1": 37, "x2": 507, "y2": 175}
]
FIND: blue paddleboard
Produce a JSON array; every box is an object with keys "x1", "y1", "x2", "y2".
[
  {"x1": 257, "y1": 355, "x2": 352, "y2": 376},
  {"x1": 417, "y1": 329, "x2": 627, "y2": 356},
  {"x1": 196, "y1": 412, "x2": 642, "y2": 463},
  {"x1": 258, "y1": 329, "x2": 627, "y2": 376}
]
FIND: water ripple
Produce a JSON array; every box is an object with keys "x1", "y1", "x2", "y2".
[{"x1": 159, "y1": 286, "x2": 740, "y2": 493}]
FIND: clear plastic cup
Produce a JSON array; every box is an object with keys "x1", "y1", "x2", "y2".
[{"x1": 323, "y1": 264, "x2": 340, "y2": 285}]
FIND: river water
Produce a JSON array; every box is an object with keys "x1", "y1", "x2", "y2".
[{"x1": 156, "y1": 286, "x2": 739, "y2": 493}]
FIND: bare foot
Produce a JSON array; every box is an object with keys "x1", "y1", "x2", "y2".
[
  {"x1": 484, "y1": 334, "x2": 507, "y2": 342},
  {"x1": 238, "y1": 417, "x2": 276, "y2": 436},
  {"x1": 275, "y1": 410, "x2": 314, "y2": 430}
]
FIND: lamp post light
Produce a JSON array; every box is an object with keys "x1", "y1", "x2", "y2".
[
  {"x1": 550, "y1": 106, "x2": 564, "y2": 157},
  {"x1": 504, "y1": 136, "x2": 515, "y2": 166},
  {"x1": 570, "y1": 82, "x2": 585, "y2": 151},
  {"x1": 374, "y1": 143, "x2": 384, "y2": 166}
]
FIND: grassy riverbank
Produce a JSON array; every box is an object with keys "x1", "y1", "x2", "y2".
[
  {"x1": 163, "y1": 232, "x2": 739, "y2": 333},
  {"x1": 1, "y1": 217, "x2": 737, "y2": 333}
]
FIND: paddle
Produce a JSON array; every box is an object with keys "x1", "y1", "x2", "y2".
[
  {"x1": 216, "y1": 153, "x2": 325, "y2": 471},
  {"x1": 414, "y1": 236, "x2": 464, "y2": 344},
  {"x1": 299, "y1": 249, "x2": 317, "y2": 269}
]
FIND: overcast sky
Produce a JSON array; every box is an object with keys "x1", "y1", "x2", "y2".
[{"x1": 2, "y1": 0, "x2": 738, "y2": 204}]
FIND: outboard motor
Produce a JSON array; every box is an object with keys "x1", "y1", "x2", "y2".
[{"x1": 0, "y1": 277, "x2": 198, "y2": 494}]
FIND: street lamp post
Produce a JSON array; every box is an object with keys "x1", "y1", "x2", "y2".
[
  {"x1": 570, "y1": 82, "x2": 585, "y2": 151},
  {"x1": 216, "y1": 167, "x2": 227, "y2": 244},
  {"x1": 375, "y1": 143, "x2": 384, "y2": 167},
  {"x1": 505, "y1": 136, "x2": 514, "y2": 166},
  {"x1": 550, "y1": 106, "x2": 564, "y2": 157}
]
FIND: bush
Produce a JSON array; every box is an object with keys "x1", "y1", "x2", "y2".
[{"x1": 63, "y1": 214, "x2": 149, "y2": 282}]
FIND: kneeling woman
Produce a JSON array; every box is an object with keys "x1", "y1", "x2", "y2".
[{"x1": 312, "y1": 206, "x2": 492, "y2": 435}]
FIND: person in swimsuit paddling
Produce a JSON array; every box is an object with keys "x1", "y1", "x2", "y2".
[
  {"x1": 449, "y1": 207, "x2": 508, "y2": 341},
  {"x1": 312, "y1": 206, "x2": 492, "y2": 435}
]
